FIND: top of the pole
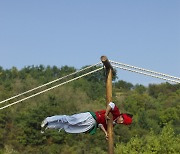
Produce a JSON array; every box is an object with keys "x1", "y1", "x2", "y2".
[{"x1": 101, "y1": 56, "x2": 113, "y2": 70}]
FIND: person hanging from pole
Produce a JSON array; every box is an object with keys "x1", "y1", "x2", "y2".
[{"x1": 41, "y1": 102, "x2": 133, "y2": 140}]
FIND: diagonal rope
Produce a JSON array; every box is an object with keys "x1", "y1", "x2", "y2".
[
  {"x1": 0, "y1": 67, "x2": 103, "y2": 110},
  {"x1": 110, "y1": 60, "x2": 180, "y2": 81},
  {"x1": 112, "y1": 64, "x2": 180, "y2": 84},
  {"x1": 1, "y1": 59, "x2": 179, "y2": 110},
  {"x1": 0, "y1": 62, "x2": 102, "y2": 105}
]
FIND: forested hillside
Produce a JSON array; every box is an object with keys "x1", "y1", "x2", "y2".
[{"x1": 0, "y1": 65, "x2": 179, "y2": 154}]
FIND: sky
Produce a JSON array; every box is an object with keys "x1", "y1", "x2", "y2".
[{"x1": 0, "y1": 0, "x2": 180, "y2": 86}]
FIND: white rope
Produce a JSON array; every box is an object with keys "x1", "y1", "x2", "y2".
[
  {"x1": 110, "y1": 60, "x2": 180, "y2": 81},
  {"x1": 1, "y1": 59, "x2": 179, "y2": 110},
  {"x1": 0, "y1": 67, "x2": 103, "y2": 110},
  {"x1": 0, "y1": 62, "x2": 102, "y2": 105},
  {"x1": 112, "y1": 65, "x2": 180, "y2": 84}
]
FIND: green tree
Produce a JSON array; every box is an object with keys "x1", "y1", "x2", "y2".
[
  {"x1": 114, "y1": 80, "x2": 133, "y2": 91},
  {"x1": 115, "y1": 124, "x2": 180, "y2": 154}
]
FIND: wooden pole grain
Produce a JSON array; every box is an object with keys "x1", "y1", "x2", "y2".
[{"x1": 101, "y1": 56, "x2": 114, "y2": 154}]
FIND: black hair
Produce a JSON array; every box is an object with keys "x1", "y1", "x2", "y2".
[{"x1": 126, "y1": 113, "x2": 133, "y2": 118}]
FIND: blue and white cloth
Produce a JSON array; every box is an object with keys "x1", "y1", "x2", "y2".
[{"x1": 41, "y1": 112, "x2": 96, "y2": 133}]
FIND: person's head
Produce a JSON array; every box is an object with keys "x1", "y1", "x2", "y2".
[{"x1": 117, "y1": 113, "x2": 133, "y2": 125}]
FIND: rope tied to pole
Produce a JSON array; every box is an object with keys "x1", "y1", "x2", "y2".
[{"x1": 1, "y1": 58, "x2": 179, "y2": 110}]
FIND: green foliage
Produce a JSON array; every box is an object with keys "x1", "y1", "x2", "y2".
[
  {"x1": 148, "y1": 83, "x2": 180, "y2": 98},
  {"x1": 115, "y1": 124, "x2": 180, "y2": 154},
  {"x1": 137, "y1": 109, "x2": 150, "y2": 129},
  {"x1": 160, "y1": 107, "x2": 178, "y2": 122},
  {"x1": 114, "y1": 80, "x2": 133, "y2": 91},
  {"x1": 0, "y1": 65, "x2": 179, "y2": 153},
  {"x1": 133, "y1": 84, "x2": 146, "y2": 94}
]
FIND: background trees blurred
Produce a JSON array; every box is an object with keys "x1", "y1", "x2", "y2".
[{"x1": 0, "y1": 65, "x2": 179, "y2": 153}]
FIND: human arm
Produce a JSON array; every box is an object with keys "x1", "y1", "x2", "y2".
[
  {"x1": 105, "y1": 102, "x2": 115, "y2": 121},
  {"x1": 98, "y1": 124, "x2": 108, "y2": 140}
]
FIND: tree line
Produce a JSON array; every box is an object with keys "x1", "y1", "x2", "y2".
[{"x1": 0, "y1": 65, "x2": 179, "y2": 153}]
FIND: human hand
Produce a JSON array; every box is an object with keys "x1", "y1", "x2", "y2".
[
  {"x1": 105, "y1": 132, "x2": 108, "y2": 140},
  {"x1": 105, "y1": 114, "x2": 110, "y2": 124}
]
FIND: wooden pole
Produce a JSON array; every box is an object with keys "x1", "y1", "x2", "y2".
[{"x1": 101, "y1": 56, "x2": 114, "y2": 154}]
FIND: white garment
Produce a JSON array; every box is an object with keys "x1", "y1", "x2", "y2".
[
  {"x1": 109, "y1": 102, "x2": 115, "y2": 110},
  {"x1": 43, "y1": 112, "x2": 96, "y2": 133}
]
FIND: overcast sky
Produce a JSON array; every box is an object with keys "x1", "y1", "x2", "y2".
[{"x1": 0, "y1": 0, "x2": 179, "y2": 85}]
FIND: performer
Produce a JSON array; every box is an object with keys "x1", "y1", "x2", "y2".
[{"x1": 41, "y1": 102, "x2": 133, "y2": 140}]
